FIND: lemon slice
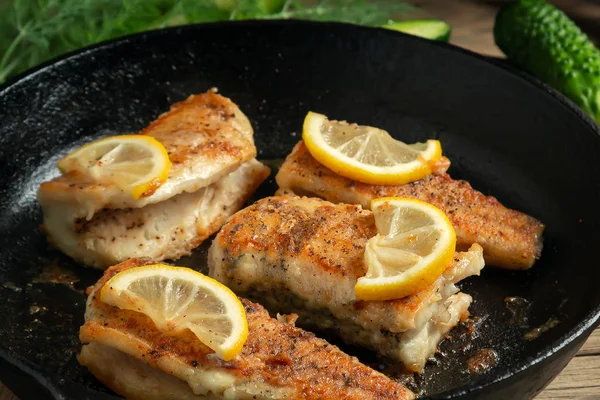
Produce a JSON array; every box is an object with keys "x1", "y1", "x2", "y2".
[
  {"x1": 302, "y1": 112, "x2": 442, "y2": 185},
  {"x1": 355, "y1": 197, "x2": 456, "y2": 301},
  {"x1": 100, "y1": 264, "x2": 248, "y2": 361},
  {"x1": 57, "y1": 135, "x2": 171, "y2": 199}
]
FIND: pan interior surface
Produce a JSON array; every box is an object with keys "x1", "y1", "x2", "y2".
[{"x1": 0, "y1": 21, "x2": 600, "y2": 399}]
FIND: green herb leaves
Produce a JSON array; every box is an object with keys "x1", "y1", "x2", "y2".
[{"x1": 0, "y1": 0, "x2": 413, "y2": 84}]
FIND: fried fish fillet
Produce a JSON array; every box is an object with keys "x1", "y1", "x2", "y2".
[
  {"x1": 208, "y1": 196, "x2": 485, "y2": 372},
  {"x1": 39, "y1": 91, "x2": 256, "y2": 218},
  {"x1": 79, "y1": 259, "x2": 414, "y2": 400},
  {"x1": 38, "y1": 91, "x2": 269, "y2": 269},
  {"x1": 275, "y1": 141, "x2": 544, "y2": 270},
  {"x1": 42, "y1": 160, "x2": 269, "y2": 268}
]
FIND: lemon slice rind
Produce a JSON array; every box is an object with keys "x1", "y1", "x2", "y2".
[
  {"x1": 100, "y1": 264, "x2": 248, "y2": 361},
  {"x1": 355, "y1": 197, "x2": 456, "y2": 301},
  {"x1": 57, "y1": 135, "x2": 171, "y2": 199},
  {"x1": 302, "y1": 112, "x2": 442, "y2": 185}
]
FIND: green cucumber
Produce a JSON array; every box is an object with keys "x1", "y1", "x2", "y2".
[
  {"x1": 382, "y1": 19, "x2": 451, "y2": 42},
  {"x1": 495, "y1": 0, "x2": 600, "y2": 123}
]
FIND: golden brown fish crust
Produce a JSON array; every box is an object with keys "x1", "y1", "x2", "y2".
[
  {"x1": 79, "y1": 259, "x2": 413, "y2": 400},
  {"x1": 275, "y1": 141, "x2": 544, "y2": 270},
  {"x1": 139, "y1": 90, "x2": 253, "y2": 168}
]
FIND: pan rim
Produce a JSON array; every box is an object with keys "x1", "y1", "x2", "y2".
[{"x1": 1, "y1": 19, "x2": 599, "y2": 399}]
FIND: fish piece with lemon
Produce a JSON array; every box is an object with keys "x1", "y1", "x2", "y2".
[
  {"x1": 37, "y1": 91, "x2": 270, "y2": 269},
  {"x1": 79, "y1": 260, "x2": 415, "y2": 399},
  {"x1": 208, "y1": 194, "x2": 485, "y2": 372}
]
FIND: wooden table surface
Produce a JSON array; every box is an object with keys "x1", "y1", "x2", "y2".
[{"x1": 2, "y1": 1, "x2": 600, "y2": 399}]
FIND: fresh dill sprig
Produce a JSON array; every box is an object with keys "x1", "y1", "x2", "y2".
[{"x1": 0, "y1": 0, "x2": 415, "y2": 84}]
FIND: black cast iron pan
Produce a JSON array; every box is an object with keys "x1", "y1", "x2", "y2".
[{"x1": 1, "y1": 20, "x2": 600, "y2": 400}]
